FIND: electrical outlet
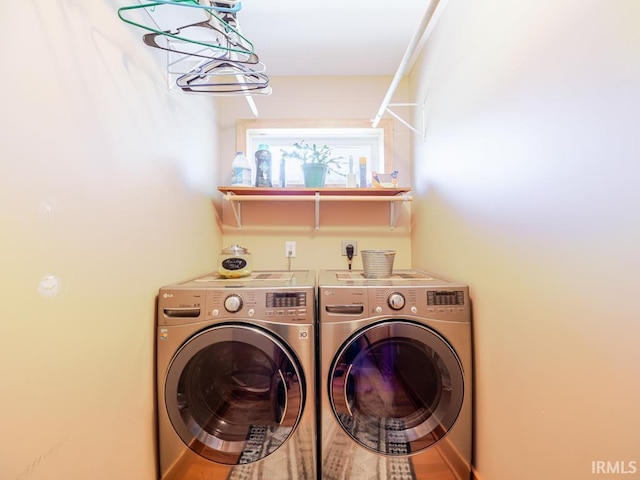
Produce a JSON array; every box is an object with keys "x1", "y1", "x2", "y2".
[
  {"x1": 341, "y1": 240, "x2": 357, "y2": 256},
  {"x1": 285, "y1": 241, "x2": 296, "y2": 258}
]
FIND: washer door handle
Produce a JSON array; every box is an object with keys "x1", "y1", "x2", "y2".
[
  {"x1": 344, "y1": 364, "x2": 354, "y2": 417},
  {"x1": 277, "y1": 369, "x2": 288, "y2": 425}
]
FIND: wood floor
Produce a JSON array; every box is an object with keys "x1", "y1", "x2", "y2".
[
  {"x1": 164, "y1": 447, "x2": 474, "y2": 480},
  {"x1": 410, "y1": 455, "x2": 463, "y2": 480},
  {"x1": 412, "y1": 441, "x2": 472, "y2": 480},
  {"x1": 167, "y1": 459, "x2": 467, "y2": 480},
  {"x1": 163, "y1": 424, "x2": 473, "y2": 480}
]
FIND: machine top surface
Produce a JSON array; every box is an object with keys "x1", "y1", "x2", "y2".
[
  {"x1": 163, "y1": 270, "x2": 315, "y2": 290},
  {"x1": 318, "y1": 269, "x2": 466, "y2": 288},
  {"x1": 158, "y1": 271, "x2": 315, "y2": 326},
  {"x1": 318, "y1": 269, "x2": 470, "y2": 324}
]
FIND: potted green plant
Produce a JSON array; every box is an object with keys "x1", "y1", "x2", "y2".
[{"x1": 281, "y1": 140, "x2": 343, "y2": 188}]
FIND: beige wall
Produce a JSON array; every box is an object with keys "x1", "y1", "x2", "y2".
[
  {"x1": 1, "y1": 3, "x2": 222, "y2": 479},
  {"x1": 215, "y1": 77, "x2": 414, "y2": 271},
  {"x1": 410, "y1": 1, "x2": 640, "y2": 479}
]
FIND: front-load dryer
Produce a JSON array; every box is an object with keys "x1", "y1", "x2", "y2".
[
  {"x1": 157, "y1": 271, "x2": 316, "y2": 480},
  {"x1": 318, "y1": 270, "x2": 473, "y2": 480}
]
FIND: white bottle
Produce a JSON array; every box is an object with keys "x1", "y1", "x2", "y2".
[
  {"x1": 346, "y1": 155, "x2": 357, "y2": 187},
  {"x1": 230, "y1": 152, "x2": 252, "y2": 186}
]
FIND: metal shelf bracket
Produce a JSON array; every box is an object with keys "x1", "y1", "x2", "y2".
[
  {"x1": 385, "y1": 102, "x2": 426, "y2": 138},
  {"x1": 315, "y1": 192, "x2": 320, "y2": 231},
  {"x1": 225, "y1": 193, "x2": 243, "y2": 229}
]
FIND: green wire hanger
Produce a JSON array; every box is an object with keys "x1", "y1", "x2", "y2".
[{"x1": 117, "y1": 0, "x2": 254, "y2": 56}]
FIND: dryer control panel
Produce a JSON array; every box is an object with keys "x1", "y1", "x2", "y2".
[
  {"x1": 427, "y1": 290, "x2": 465, "y2": 306},
  {"x1": 368, "y1": 287, "x2": 469, "y2": 322}
]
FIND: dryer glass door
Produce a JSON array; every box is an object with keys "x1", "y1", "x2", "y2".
[
  {"x1": 165, "y1": 324, "x2": 304, "y2": 465},
  {"x1": 329, "y1": 320, "x2": 464, "y2": 455}
]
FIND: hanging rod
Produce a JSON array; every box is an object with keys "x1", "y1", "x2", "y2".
[{"x1": 371, "y1": 0, "x2": 447, "y2": 135}]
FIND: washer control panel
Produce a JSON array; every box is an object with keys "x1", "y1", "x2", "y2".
[
  {"x1": 223, "y1": 294, "x2": 243, "y2": 313},
  {"x1": 266, "y1": 291, "x2": 307, "y2": 308},
  {"x1": 206, "y1": 289, "x2": 312, "y2": 323}
]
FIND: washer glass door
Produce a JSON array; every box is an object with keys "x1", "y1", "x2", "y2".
[
  {"x1": 329, "y1": 320, "x2": 464, "y2": 455},
  {"x1": 165, "y1": 324, "x2": 304, "y2": 465}
]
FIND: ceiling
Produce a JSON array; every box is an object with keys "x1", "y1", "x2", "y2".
[{"x1": 236, "y1": 0, "x2": 431, "y2": 76}]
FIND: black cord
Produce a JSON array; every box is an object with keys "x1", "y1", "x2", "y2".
[{"x1": 346, "y1": 244, "x2": 354, "y2": 270}]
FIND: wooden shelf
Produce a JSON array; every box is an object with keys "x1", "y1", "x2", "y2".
[
  {"x1": 218, "y1": 187, "x2": 411, "y2": 196},
  {"x1": 217, "y1": 187, "x2": 412, "y2": 230}
]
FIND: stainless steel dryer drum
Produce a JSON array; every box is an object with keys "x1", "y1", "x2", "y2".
[
  {"x1": 157, "y1": 271, "x2": 316, "y2": 480},
  {"x1": 318, "y1": 270, "x2": 473, "y2": 480}
]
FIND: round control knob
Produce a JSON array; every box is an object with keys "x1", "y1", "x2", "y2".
[
  {"x1": 388, "y1": 292, "x2": 405, "y2": 310},
  {"x1": 375, "y1": 306, "x2": 383, "y2": 314},
  {"x1": 224, "y1": 294, "x2": 243, "y2": 313}
]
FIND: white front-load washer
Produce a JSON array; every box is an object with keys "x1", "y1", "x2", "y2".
[
  {"x1": 318, "y1": 270, "x2": 473, "y2": 480},
  {"x1": 157, "y1": 271, "x2": 316, "y2": 480}
]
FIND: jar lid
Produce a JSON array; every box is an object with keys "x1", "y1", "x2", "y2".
[{"x1": 221, "y1": 244, "x2": 249, "y2": 255}]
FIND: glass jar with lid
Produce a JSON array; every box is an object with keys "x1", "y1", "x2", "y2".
[{"x1": 218, "y1": 244, "x2": 253, "y2": 278}]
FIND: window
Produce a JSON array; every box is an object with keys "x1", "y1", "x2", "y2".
[{"x1": 236, "y1": 119, "x2": 393, "y2": 187}]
